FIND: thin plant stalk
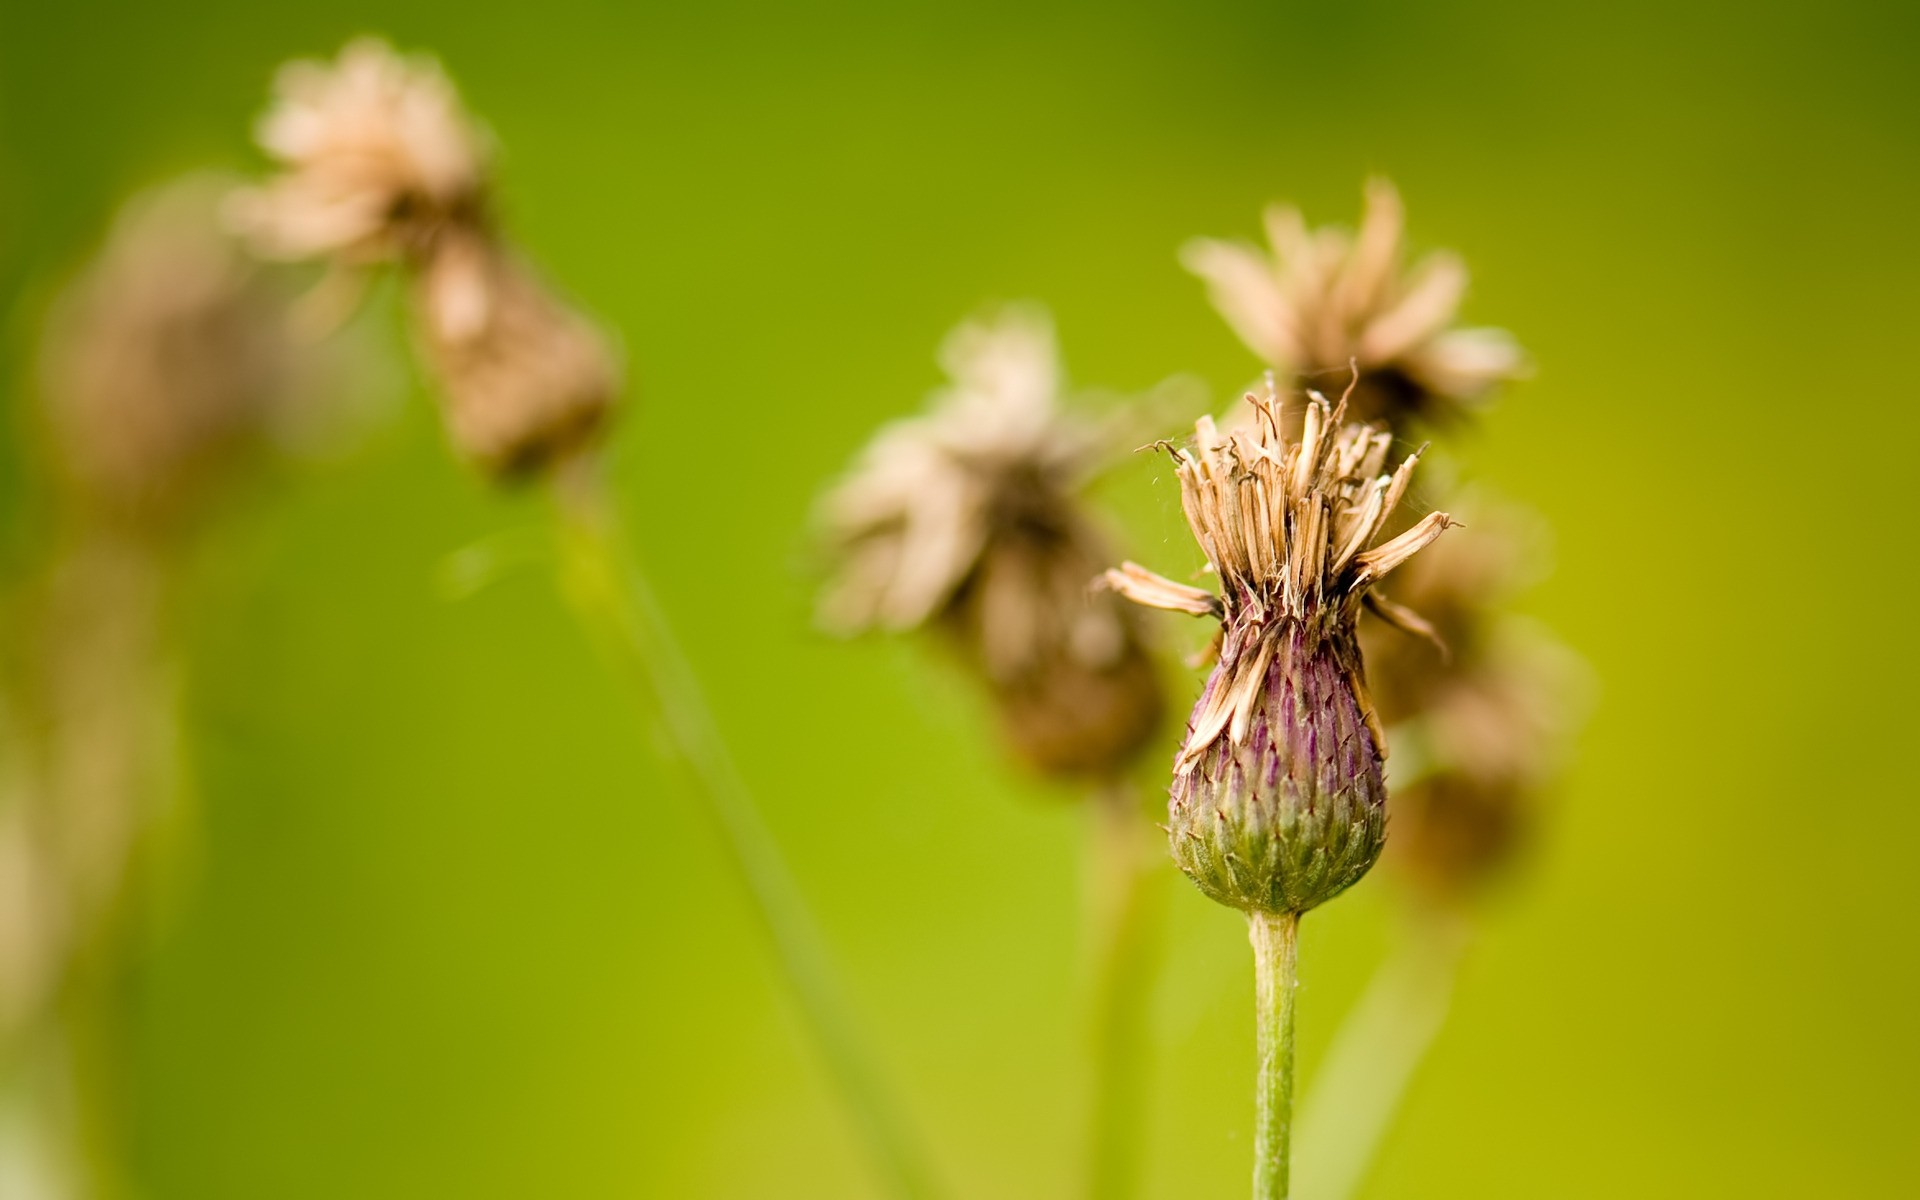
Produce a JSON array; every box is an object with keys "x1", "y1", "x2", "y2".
[
  {"x1": 546, "y1": 461, "x2": 941, "y2": 1200},
  {"x1": 1084, "y1": 781, "x2": 1162, "y2": 1200},
  {"x1": 3, "y1": 530, "x2": 194, "y2": 1200},
  {"x1": 1250, "y1": 910, "x2": 1301, "y2": 1200},
  {"x1": 1291, "y1": 911, "x2": 1470, "y2": 1200}
]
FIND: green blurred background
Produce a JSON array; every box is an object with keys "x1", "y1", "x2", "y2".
[{"x1": 2, "y1": 0, "x2": 1917, "y2": 1195}]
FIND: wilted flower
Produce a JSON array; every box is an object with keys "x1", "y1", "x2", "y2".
[
  {"x1": 1105, "y1": 385, "x2": 1452, "y2": 915},
  {"x1": 1183, "y1": 180, "x2": 1523, "y2": 434},
  {"x1": 38, "y1": 176, "x2": 298, "y2": 525},
  {"x1": 820, "y1": 307, "x2": 1164, "y2": 780},
  {"x1": 234, "y1": 39, "x2": 617, "y2": 478},
  {"x1": 1360, "y1": 494, "x2": 1585, "y2": 897},
  {"x1": 410, "y1": 227, "x2": 620, "y2": 477},
  {"x1": 230, "y1": 38, "x2": 488, "y2": 266}
]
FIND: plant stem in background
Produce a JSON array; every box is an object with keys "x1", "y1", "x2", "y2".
[
  {"x1": 548, "y1": 463, "x2": 941, "y2": 1200},
  {"x1": 1250, "y1": 911, "x2": 1300, "y2": 1200},
  {"x1": 1291, "y1": 911, "x2": 1470, "y2": 1200},
  {"x1": 1084, "y1": 782, "x2": 1163, "y2": 1200},
  {"x1": 1, "y1": 532, "x2": 194, "y2": 1200}
]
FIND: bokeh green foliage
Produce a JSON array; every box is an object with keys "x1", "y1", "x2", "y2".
[{"x1": 2, "y1": 0, "x2": 1917, "y2": 1195}]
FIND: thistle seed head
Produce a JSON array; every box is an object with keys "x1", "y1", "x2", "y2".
[
  {"x1": 1182, "y1": 179, "x2": 1524, "y2": 434},
  {"x1": 1105, "y1": 385, "x2": 1453, "y2": 914},
  {"x1": 820, "y1": 307, "x2": 1164, "y2": 780},
  {"x1": 230, "y1": 38, "x2": 488, "y2": 267}
]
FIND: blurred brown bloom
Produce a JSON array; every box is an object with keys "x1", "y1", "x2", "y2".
[
  {"x1": 1360, "y1": 494, "x2": 1586, "y2": 897},
  {"x1": 230, "y1": 38, "x2": 488, "y2": 267},
  {"x1": 1183, "y1": 180, "x2": 1524, "y2": 434},
  {"x1": 820, "y1": 307, "x2": 1164, "y2": 780},
  {"x1": 411, "y1": 227, "x2": 620, "y2": 477},
  {"x1": 234, "y1": 39, "x2": 617, "y2": 478},
  {"x1": 38, "y1": 176, "x2": 298, "y2": 527}
]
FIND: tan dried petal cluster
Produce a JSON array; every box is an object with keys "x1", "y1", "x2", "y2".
[
  {"x1": 231, "y1": 38, "x2": 487, "y2": 264},
  {"x1": 1183, "y1": 180, "x2": 1523, "y2": 431},
  {"x1": 411, "y1": 228, "x2": 619, "y2": 477},
  {"x1": 233, "y1": 40, "x2": 616, "y2": 478},
  {"x1": 1107, "y1": 386, "x2": 1452, "y2": 771},
  {"x1": 1362, "y1": 496, "x2": 1586, "y2": 894},
  {"x1": 38, "y1": 176, "x2": 296, "y2": 523},
  {"x1": 821, "y1": 308, "x2": 1162, "y2": 779},
  {"x1": 822, "y1": 310, "x2": 1093, "y2": 637}
]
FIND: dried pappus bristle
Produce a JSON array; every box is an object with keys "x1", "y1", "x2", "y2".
[
  {"x1": 1182, "y1": 179, "x2": 1525, "y2": 434},
  {"x1": 1106, "y1": 385, "x2": 1453, "y2": 915},
  {"x1": 412, "y1": 229, "x2": 620, "y2": 477},
  {"x1": 231, "y1": 37, "x2": 489, "y2": 265},
  {"x1": 819, "y1": 307, "x2": 1163, "y2": 781},
  {"x1": 1360, "y1": 495, "x2": 1586, "y2": 897},
  {"x1": 38, "y1": 176, "x2": 298, "y2": 525}
]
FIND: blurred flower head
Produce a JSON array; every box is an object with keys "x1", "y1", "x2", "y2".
[
  {"x1": 410, "y1": 227, "x2": 620, "y2": 478},
  {"x1": 232, "y1": 39, "x2": 618, "y2": 480},
  {"x1": 820, "y1": 306, "x2": 1164, "y2": 780},
  {"x1": 1183, "y1": 180, "x2": 1524, "y2": 433},
  {"x1": 1106, "y1": 386, "x2": 1452, "y2": 915},
  {"x1": 1361, "y1": 493, "x2": 1588, "y2": 898},
  {"x1": 230, "y1": 38, "x2": 488, "y2": 265},
  {"x1": 37, "y1": 175, "x2": 301, "y2": 527}
]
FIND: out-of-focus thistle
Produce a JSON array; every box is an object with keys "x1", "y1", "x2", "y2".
[
  {"x1": 4, "y1": 176, "x2": 308, "y2": 1199},
  {"x1": 229, "y1": 39, "x2": 486, "y2": 267},
  {"x1": 1360, "y1": 494, "x2": 1584, "y2": 900},
  {"x1": 821, "y1": 307, "x2": 1173, "y2": 1199},
  {"x1": 1183, "y1": 181, "x2": 1523, "y2": 435},
  {"x1": 13, "y1": 176, "x2": 304, "y2": 1017},
  {"x1": 1104, "y1": 382, "x2": 1452, "y2": 1200},
  {"x1": 39, "y1": 176, "x2": 298, "y2": 528},
  {"x1": 232, "y1": 38, "x2": 617, "y2": 479},
  {"x1": 821, "y1": 307, "x2": 1164, "y2": 781}
]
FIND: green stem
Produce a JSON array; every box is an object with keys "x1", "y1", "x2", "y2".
[
  {"x1": 1250, "y1": 910, "x2": 1300, "y2": 1200},
  {"x1": 548, "y1": 465, "x2": 940, "y2": 1200},
  {"x1": 1291, "y1": 909, "x2": 1469, "y2": 1200},
  {"x1": 1085, "y1": 783, "x2": 1161, "y2": 1200}
]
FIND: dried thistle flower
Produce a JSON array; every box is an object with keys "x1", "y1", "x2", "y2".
[
  {"x1": 411, "y1": 227, "x2": 620, "y2": 477},
  {"x1": 230, "y1": 37, "x2": 488, "y2": 266},
  {"x1": 820, "y1": 307, "x2": 1164, "y2": 780},
  {"x1": 1360, "y1": 495, "x2": 1585, "y2": 897},
  {"x1": 38, "y1": 176, "x2": 298, "y2": 526},
  {"x1": 1105, "y1": 385, "x2": 1452, "y2": 915},
  {"x1": 1183, "y1": 180, "x2": 1523, "y2": 434},
  {"x1": 234, "y1": 39, "x2": 617, "y2": 478}
]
